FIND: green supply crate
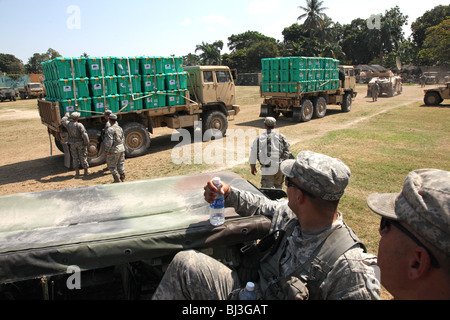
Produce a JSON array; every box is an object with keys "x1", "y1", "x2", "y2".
[
  {"x1": 140, "y1": 56, "x2": 161, "y2": 75},
  {"x1": 261, "y1": 58, "x2": 271, "y2": 71},
  {"x1": 270, "y1": 58, "x2": 280, "y2": 70},
  {"x1": 116, "y1": 57, "x2": 140, "y2": 76},
  {"x1": 322, "y1": 58, "x2": 333, "y2": 69},
  {"x1": 58, "y1": 97, "x2": 92, "y2": 118},
  {"x1": 86, "y1": 57, "x2": 115, "y2": 77},
  {"x1": 56, "y1": 79, "x2": 76, "y2": 99},
  {"x1": 167, "y1": 89, "x2": 186, "y2": 106},
  {"x1": 307, "y1": 58, "x2": 315, "y2": 69},
  {"x1": 314, "y1": 69, "x2": 324, "y2": 81},
  {"x1": 270, "y1": 83, "x2": 280, "y2": 92},
  {"x1": 261, "y1": 82, "x2": 271, "y2": 92},
  {"x1": 58, "y1": 98, "x2": 77, "y2": 116},
  {"x1": 163, "y1": 57, "x2": 183, "y2": 74},
  {"x1": 289, "y1": 81, "x2": 308, "y2": 93},
  {"x1": 143, "y1": 91, "x2": 165, "y2": 108},
  {"x1": 289, "y1": 57, "x2": 308, "y2": 70},
  {"x1": 331, "y1": 69, "x2": 339, "y2": 80},
  {"x1": 165, "y1": 72, "x2": 187, "y2": 91},
  {"x1": 314, "y1": 58, "x2": 322, "y2": 69},
  {"x1": 92, "y1": 96, "x2": 114, "y2": 115},
  {"x1": 279, "y1": 69, "x2": 290, "y2": 82},
  {"x1": 89, "y1": 76, "x2": 118, "y2": 97},
  {"x1": 142, "y1": 74, "x2": 165, "y2": 92},
  {"x1": 76, "y1": 97, "x2": 93, "y2": 117},
  {"x1": 306, "y1": 69, "x2": 315, "y2": 81},
  {"x1": 306, "y1": 81, "x2": 317, "y2": 92},
  {"x1": 317, "y1": 80, "x2": 329, "y2": 91},
  {"x1": 280, "y1": 83, "x2": 289, "y2": 93},
  {"x1": 261, "y1": 69, "x2": 271, "y2": 82},
  {"x1": 270, "y1": 70, "x2": 279, "y2": 82},
  {"x1": 290, "y1": 69, "x2": 307, "y2": 82},
  {"x1": 119, "y1": 94, "x2": 143, "y2": 112},
  {"x1": 280, "y1": 57, "x2": 290, "y2": 70},
  {"x1": 324, "y1": 69, "x2": 331, "y2": 80},
  {"x1": 53, "y1": 57, "x2": 87, "y2": 79},
  {"x1": 117, "y1": 75, "x2": 142, "y2": 94},
  {"x1": 75, "y1": 77, "x2": 90, "y2": 97}
]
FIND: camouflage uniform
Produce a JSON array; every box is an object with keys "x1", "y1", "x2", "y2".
[
  {"x1": 249, "y1": 117, "x2": 291, "y2": 189},
  {"x1": 367, "y1": 169, "x2": 450, "y2": 258},
  {"x1": 61, "y1": 113, "x2": 89, "y2": 172},
  {"x1": 104, "y1": 116, "x2": 125, "y2": 183},
  {"x1": 153, "y1": 151, "x2": 380, "y2": 300},
  {"x1": 371, "y1": 82, "x2": 380, "y2": 102}
]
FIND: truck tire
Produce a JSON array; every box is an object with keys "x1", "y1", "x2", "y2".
[
  {"x1": 123, "y1": 122, "x2": 151, "y2": 157},
  {"x1": 341, "y1": 93, "x2": 352, "y2": 112},
  {"x1": 300, "y1": 99, "x2": 313, "y2": 122},
  {"x1": 202, "y1": 110, "x2": 227, "y2": 140},
  {"x1": 424, "y1": 92, "x2": 442, "y2": 106},
  {"x1": 86, "y1": 129, "x2": 107, "y2": 166},
  {"x1": 313, "y1": 97, "x2": 327, "y2": 118}
]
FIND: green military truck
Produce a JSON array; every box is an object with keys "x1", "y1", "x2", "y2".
[
  {"x1": 38, "y1": 60, "x2": 239, "y2": 168},
  {"x1": 0, "y1": 171, "x2": 272, "y2": 299},
  {"x1": 259, "y1": 57, "x2": 357, "y2": 122}
]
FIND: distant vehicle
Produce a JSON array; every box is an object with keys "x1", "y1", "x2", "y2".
[
  {"x1": 423, "y1": 82, "x2": 450, "y2": 106},
  {"x1": 422, "y1": 72, "x2": 439, "y2": 85},
  {"x1": 18, "y1": 83, "x2": 45, "y2": 99},
  {"x1": 444, "y1": 72, "x2": 450, "y2": 83},
  {"x1": 0, "y1": 87, "x2": 16, "y2": 102},
  {"x1": 367, "y1": 71, "x2": 402, "y2": 98}
]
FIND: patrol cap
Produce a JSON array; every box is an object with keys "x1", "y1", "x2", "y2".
[
  {"x1": 109, "y1": 114, "x2": 117, "y2": 120},
  {"x1": 280, "y1": 150, "x2": 351, "y2": 201},
  {"x1": 367, "y1": 169, "x2": 450, "y2": 256},
  {"x1": 71, "y1": 112, "x2": 80, "y2": 119},
  {"x1": 264, "y1": 117, "x2": 276, "y2": 127},
  {"x1": 104, "y1": 110, "x2": 112, "y2": 116}
]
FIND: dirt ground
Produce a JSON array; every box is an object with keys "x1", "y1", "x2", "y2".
[{"x1": 0, "y1": 84, "x2": 434, "y2": 196}]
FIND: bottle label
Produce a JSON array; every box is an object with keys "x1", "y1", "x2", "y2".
[{"x1": 211, "y1": 198, "x2": 224, "y2": 209}]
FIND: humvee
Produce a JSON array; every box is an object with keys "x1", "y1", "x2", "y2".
[{"x1": 423, "y1": 82, "x2": 450, "y2": 106}]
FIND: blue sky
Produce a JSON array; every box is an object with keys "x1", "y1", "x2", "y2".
[{"x1": 0, "y1": 0, "x2": 447, "y2": 64}]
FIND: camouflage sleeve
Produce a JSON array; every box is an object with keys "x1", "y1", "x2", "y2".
[
  {"x1": 104, "y1": 127, "x2": 113, "y2": 153},
  {"x1": 320, "y1": 248, "x2": 381, "y2": 300},
  {"x1": 280, "y1": 134, "x2": 291, "y2": 160},
  {"x1": 225, "y1": 187, "x2": 288, "y2": 220},
  {"x1": 78, "y1": 123, "x2": 89, "y2": 145},
  {"x1": 61, "y1": 116, "x2": 69, "y2": 128}
]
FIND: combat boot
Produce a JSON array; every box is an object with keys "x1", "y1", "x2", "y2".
[
  {"x1": 113, "y1": 173, "x2": 121, "y2": 183},
  {"x1": 75, "y1": 169, "x2": 80, "y2": 177},
  {"x1": 84, "y1": 168, "x2": 90, "y2": 176},
  {"x1": 120, "y1": 173, "x2": 126, "y2": 182}
]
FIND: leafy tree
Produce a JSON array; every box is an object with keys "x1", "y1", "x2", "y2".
[
  {"x1": 411, "y1": 5, "x2": 450, "y2": 49},
  {"x1": 25, "y1": 48, "x2": 61, "y2": 73},
  {"x1": 228, "y1": 31, "x2": 277, "y2": 52},
  {"x1": 297, "y1": 0, "x2": 328, "y2": 36},
  {"x1": 195, "y1": 41, "x2": 223, "y2": 65},
  {"x1": 418, "y1": 19, "x2": 450, "y2": 65},
  {"x1": 0, "y1": 54, "x2": 25, "y2": 74},
  {"x1": 183, "y1": 53, "x2": 201, "y2": 66}
]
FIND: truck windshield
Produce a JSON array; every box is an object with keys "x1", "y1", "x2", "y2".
[
  {"x1": 203, "y1": 71, "x2": 213, "y2": 83},
  {"x1": 216, "y1": 71, "x2": 231, "y2": 83},
  {"x1": 30, "y1": 84, "x2": 42, "y2": 88}
]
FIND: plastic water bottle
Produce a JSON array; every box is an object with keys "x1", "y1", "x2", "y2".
[
  {"x1": 209, "y1": 177, "x2": 225, "y2": 226},
  {"x1": 239, "y1": 282, "x2": 256, "y2": 300}
]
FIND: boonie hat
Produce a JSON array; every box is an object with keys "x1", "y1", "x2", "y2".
[
  {"x1": 367, "y1": 169, "x2": 450, "y2": 256},
  {"x1": 104, "y1": 110, "x2": 112, "y2": 116},
  {"x1": 109, "y1": 114, "x2": 117, "y2": 120},
  {"x1": 280, "y1": 150, "x2": 351, "y2": 201},
  {"x1": 264, "y1": 117, "x2": 276, "y2": 127},
  {"x1": 71, "y1": 112, "x2": 80, "y2": 119}
]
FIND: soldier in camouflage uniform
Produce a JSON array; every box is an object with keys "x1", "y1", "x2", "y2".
[
  {"x1": 367, "y1": 169, "x2": 450, "y2": 299},
  {"x1": 104, "y1": 114, "x2": 126, "y2": 183},
  {"x1": 61, "y1": 112, "x2": 90, "y2": 177},
  {"x1": 249, "y1": 117, "x2": 291, "y2": 189},
  {"x1": 371, "y1": 81, "x2": 380, "y2": 102},
  {"x1": 152, "y1": 151, "x2": 380, "y2": 300}
]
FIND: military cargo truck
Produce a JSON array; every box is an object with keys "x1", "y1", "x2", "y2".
[
  {"x1": 18, "y1": 83, "x2": 45, "y2": 99},
  {"x1": 259, "y1": 57, "x2": 357, "y2": 122},
  {"x1": 0, "y1": 171, "x2": 272, "y2": 300},
  {"x1": 38, "y1": 62, "x2": 239, "y2": 167}
]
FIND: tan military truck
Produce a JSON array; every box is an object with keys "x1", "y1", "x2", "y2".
[
  {"x1": 367, "y1": 71, "x2": 402, "y2": 97},
  {"x1": 423, "y1": 82, "x2": 450, "y2": 106},
  {"x1": 38, "y1": 65, "x2": 240, "y2": 167},
  {"x1": 19, "y1": 82, "x2": 45, "y2": 99}
]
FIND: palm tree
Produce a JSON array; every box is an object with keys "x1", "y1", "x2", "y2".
[
  {"x1": 297, "y1": 0, "x2": 328, "y2": 36},
  {"x1": 195, "y1": 41, "x2": 224, "y2": 65}
]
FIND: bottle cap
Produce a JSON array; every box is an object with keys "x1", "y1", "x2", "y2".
[
  {"x1": 245, "y1": 282, "x2": 255, "y2": 291},
  {"x1": 212, "y1": 177, "x2": 221, "y2": 186}
]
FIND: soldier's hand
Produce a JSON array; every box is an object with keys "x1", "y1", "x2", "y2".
[{"x1": 204, "y1": 179, "x2": 230, "y2": 204}]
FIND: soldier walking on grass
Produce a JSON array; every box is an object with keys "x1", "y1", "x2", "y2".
[
  {"x1": 104, "y1": 114, "x2": 126, "y2": 183},
  {"x1": 371, "y1": 81, "x2": 380, "y2": 102},
  {"x1": 61, "y1": 112, "x2": 90, "y2": 177}
]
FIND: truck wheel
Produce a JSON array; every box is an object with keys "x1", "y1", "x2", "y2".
[
  {"x1": 300, "y1": 99, "x2": 313, "y2": 122},
  {"x1": 202, "y1": 110, "x2": 227, "y2": 140},
  {"x1": 86, "y1": 129, "x2": 107, "y2": 166},
  {"x1": 341, "y1": 93, "x2": 352, "y2": 112},
  {"x1": 313, "y1": 97, "x2": 327, "y2": 118},
  {"x1": 123, "y1": 122, "x2": 151, "y2": 157},
  {"x1": 424, "y1": 92, "x2": 442, "y2": 106}
]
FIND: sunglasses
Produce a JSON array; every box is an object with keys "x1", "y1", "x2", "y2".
[
  {"x1": 380, "y1": 217, "x2": 440, "y2": 269},
  {"x1": 285, "y1": 177, "x2": 316, "y2": 198}
]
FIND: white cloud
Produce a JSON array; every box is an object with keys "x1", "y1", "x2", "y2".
[
  {"x1": 180, "y1": 18, "x2": 191, "y2": 26},
  {"x1": 248, "y1": 0, "x2": 281, "y2": 15}
]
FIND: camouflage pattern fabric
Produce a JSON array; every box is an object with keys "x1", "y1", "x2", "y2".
[
  {"x1": 367, "y1": 169, "x2": 450, "y2": 256},
  {"x1": 104, "y1": 122, "x2": 125, "y2": 181},
  {"x1": 61, "y1": 115, "x2": 89, "y2": 170},
  {"x1": 69, "y1": 142, "x2": 89, "y2": 170},
  {"x1": 153, "y1": 187, "x2": 380, "y2": 300}
]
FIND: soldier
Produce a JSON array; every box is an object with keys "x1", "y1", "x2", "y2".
[
  {"x1": 61, "y1": 112, "x2": 90, "y2": 177},
  {"x1": 371, "y1": 81, "x2": 380, "y2": 102},
  {"x1": 249, "y1": 117, "x2": 291, "y2": 189},
  {"x1": 420, "y1": 74, "x2": 426, "y2": 88},
  {"x1": 104, "y1": 114, "x2": 126, "y2": 183},
  {"x1": 152, "y1": 151, "x2": 380, "y2": 300},
  {"x1": 367, "y1": 169, "x2": 450, "y2": 299}
]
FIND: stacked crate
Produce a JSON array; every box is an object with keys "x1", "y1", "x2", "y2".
[
  {"x1": 42, "y1": 56, "x2": 188, "y2": 117},
  {"x1": 261, "y1": 57, "x2": 340, "y2": 94}
]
